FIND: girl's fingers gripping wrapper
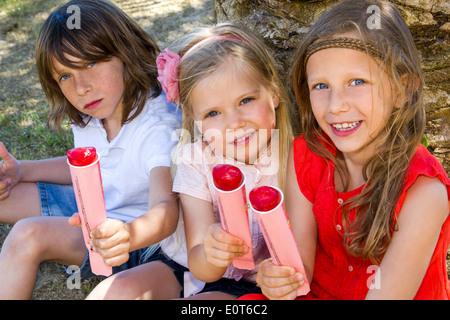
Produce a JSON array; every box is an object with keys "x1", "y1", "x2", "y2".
[
  {"x1": 67, "y1": 147, "x2": 112, "y2": 276},
  {"x1": 212, "y1": 164, "x2": 255, "y2": 270},
  {"x1": 249, "y1": 186, "x2": 310, "y2": 296}
]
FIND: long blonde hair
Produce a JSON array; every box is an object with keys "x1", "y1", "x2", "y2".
[
  {"x1": 291, "y1": 0, "x2": 425, "y2": 263},
  {"x1": 172, "y1": 22, "x2": 294, "y2": 191}
]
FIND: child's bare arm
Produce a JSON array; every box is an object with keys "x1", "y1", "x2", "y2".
[
  {"x1": 365, "y1": 176, "x2": 448, "y2": 299},
  {"x1": 181, "y1": 194, "x2": 247, "y2": 283},
  {"x1": 88, "y1": 166, "x2": 179, "y2": 267},
  {"x1": 0, "y1": 142, "x2": 71, "y2": 200}
]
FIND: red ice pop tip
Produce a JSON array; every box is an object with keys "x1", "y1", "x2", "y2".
[
  {"x1": 67, "y1": 147, "x2": 97, "y2": 166},
  {"x1": 212, "y1": 164, "x2": 244, "y2": 191},
  {"x1": 249, "y1": 186, "x2": 282, "y2": 212}
]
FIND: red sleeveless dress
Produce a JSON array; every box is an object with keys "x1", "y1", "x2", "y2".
[{"x1": 240, "y1": 135, "x2": 450, "y2": 300}]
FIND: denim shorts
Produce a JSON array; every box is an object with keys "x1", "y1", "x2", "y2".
[
  {"x1": 37, "y1": 182, "x2": 153, "y2": 279},
  {"x1": 37, "y1": 182, "x2": 78, "y2": 218}
]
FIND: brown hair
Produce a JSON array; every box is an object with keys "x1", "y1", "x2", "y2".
[
  {"x1": 36, "y1": 0, "x2": 161, "y2": 131},
  {"x1": 291, "y1": 0, "x2": 425, "y2": 263}
]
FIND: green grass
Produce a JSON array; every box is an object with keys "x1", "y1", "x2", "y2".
[
  {"x1": 1, "y1": 0, "x2": 59, "y2": 17},
  {"x1": 0, "y1": 0, "x2": 72, "y2": 160},
  {"x1": 0, "y1": 0, "x2": 25, "y2": 11},
  {"x1": 0, "y1": 105, "x2": 73, "y2": 159}
]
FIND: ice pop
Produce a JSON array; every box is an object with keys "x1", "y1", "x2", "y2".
[
  {"x1": 212, "y1": 164, "x2": 255, "y2": 270},
  {"x1": 249, "y1": 186, "x2": 310, "y2": 296},
  {"x1": 67, "y1": 147, "x2": 112, "y2": 276}
]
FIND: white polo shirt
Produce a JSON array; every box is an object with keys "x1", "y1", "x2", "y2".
[{"x1": 72, "y1": 93, "x2": 181, "y2": 222}]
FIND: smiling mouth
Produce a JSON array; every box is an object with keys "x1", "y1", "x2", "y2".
[
  {"x1": 331, "y1": 121, "x2": 361, "y2": 131},
  {"x1": 232, "y1": 131, "x2": 255, "y2": 145}
]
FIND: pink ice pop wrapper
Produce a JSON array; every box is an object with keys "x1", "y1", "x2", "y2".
[
  {"x1": 67, "y1": 147, "x2": 112, "y2": 277},
  {"x1": 212, "y1": 164, "x2": 255, "y2": 270},
  {"x1": 249, "y1": 186, "x2": 310, "y2": 296}
]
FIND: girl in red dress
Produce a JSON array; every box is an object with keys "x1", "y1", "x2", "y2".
[{"x1": 244, "y1": 0, "x2": 450, "y2": 300}]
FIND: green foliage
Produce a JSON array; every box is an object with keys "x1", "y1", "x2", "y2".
[{"x1": 422, "y1": 135, "x2": 429, "y2": 148}]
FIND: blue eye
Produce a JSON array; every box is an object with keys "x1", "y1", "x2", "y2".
[
  {"x1": 86, "y1": 61, "x2": 97, "y2": 68},
  {"x1": 60, "y1": 74, "x2": 71, "y2": 81},
  {"x1": 240, "y1": 97, "x2": 254, "y2": 105},
  {"x1": 205, "y1": 110, "x2": 219, "y2": 118},
  {"x1": 351, "y1": 79, "x2": 365, "y2": 86},
  {"x1": 314, "y1": 83, "x2": 328, "y2": 89}
]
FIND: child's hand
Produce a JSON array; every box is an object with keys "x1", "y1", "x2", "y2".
[
  {"x1": 89, "y1": 219, "x2": 131, "y2": 267},
  {"x1": 68, "y1": 215, "x2": 130, "y2": 267},
  {"x1": 256, "y1": 258, "x2": 305, "y2": 300},
  {"x1": 68, "y1": 213, "x2": 82, "y2": 226},
  {"x1": 0, "y1": 142, "x2": 20, "y2": 200},
  {"x1": 203, "y1": 223, "x2": 249, "y2": 268}
]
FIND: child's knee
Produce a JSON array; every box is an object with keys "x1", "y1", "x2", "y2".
[
  {"x1": 86, "y1": 275, "x2": 124, "y2": 300},
  {"x1": 2, "y1": 219, "x2": 49, "y2": 260}
]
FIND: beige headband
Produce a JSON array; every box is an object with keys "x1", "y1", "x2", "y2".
[{"x1": 304, "y1": 37, "x2": 382, "y2": 66}]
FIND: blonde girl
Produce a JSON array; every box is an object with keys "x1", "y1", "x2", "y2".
[{"x1": 87, "y1": 22, "x2": 295, "y2": 299}]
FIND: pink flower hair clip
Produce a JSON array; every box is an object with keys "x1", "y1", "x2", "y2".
[
  {"x1": 156, "y1": 48, "x2": 181, "y2": 104},
  {"x1": 156, "y1": 36, "x2": 244, "y2": 104}
]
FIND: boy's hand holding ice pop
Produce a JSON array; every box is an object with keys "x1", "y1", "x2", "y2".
[
  {"x1": 67, "y1": 147, "x2": 112, "y2": 276},
  {"x1": 69, "y1": 214, "x2": 131, "y2": 267}
]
